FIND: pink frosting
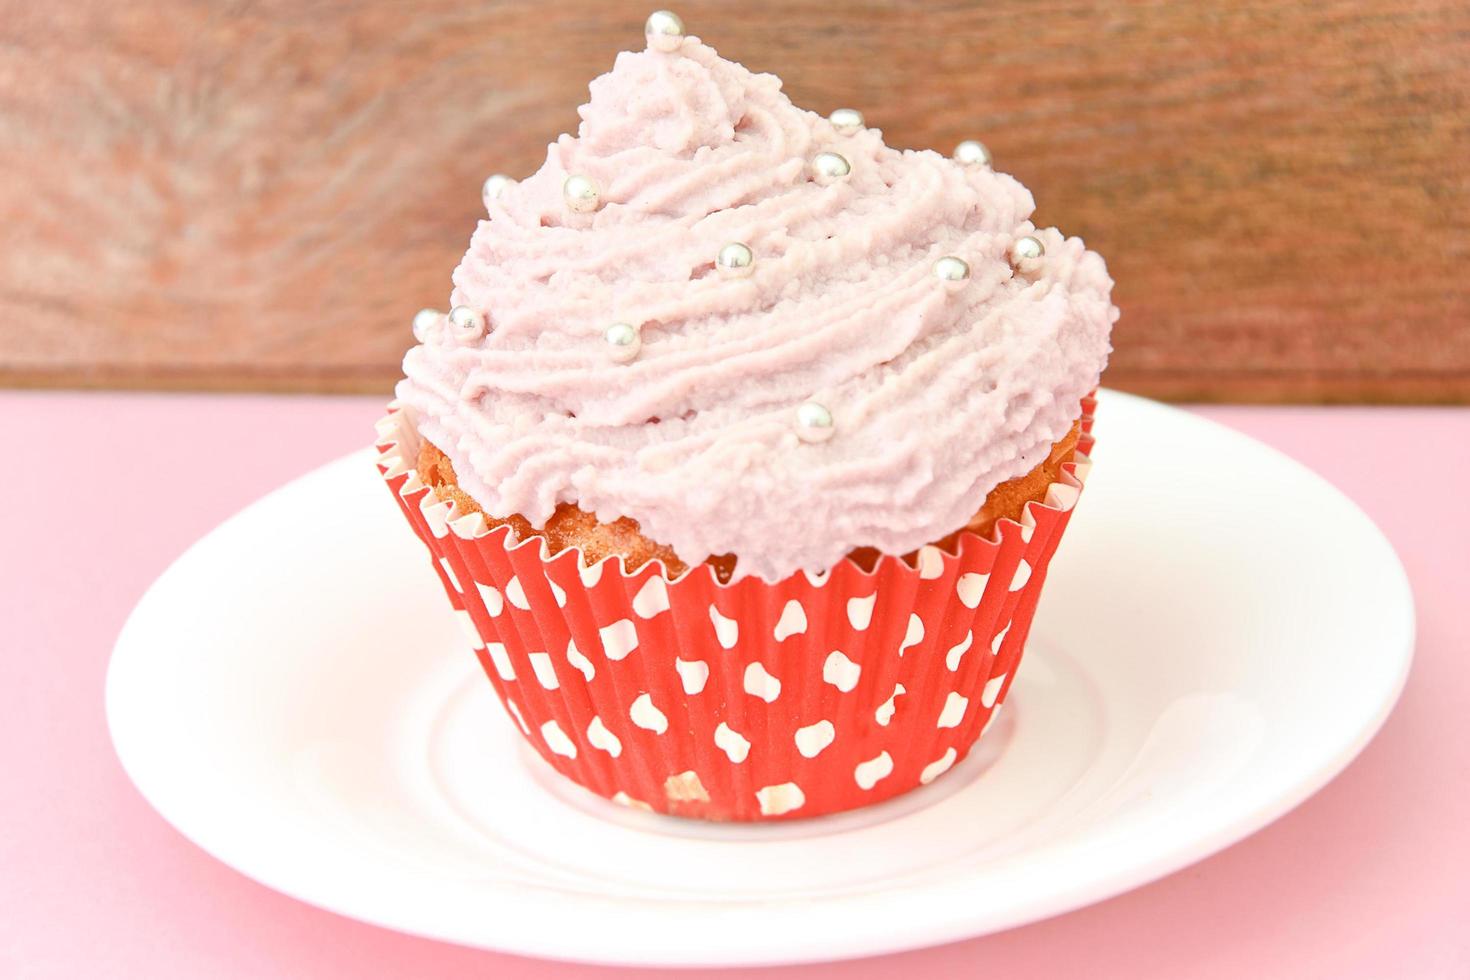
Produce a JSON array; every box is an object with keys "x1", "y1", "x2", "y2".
[{"x1": 397, "y1": 35, "x2": 1117, "y2": 583}]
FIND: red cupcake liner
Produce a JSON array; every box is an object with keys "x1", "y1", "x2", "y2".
[{"x1": 374, "y1": 398, "x2": 1095, "y2": 821}]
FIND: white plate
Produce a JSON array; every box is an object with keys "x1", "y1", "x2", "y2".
[{"x1": 107, "y1": 391, "x2": 1413, "y2": 967}]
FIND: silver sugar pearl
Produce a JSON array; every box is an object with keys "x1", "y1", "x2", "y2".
[
  {"x1": 716, "y1": 241, "x2": 756, "y2": 278},
  {"x1": 645, "y1": 10, "x2": 685, "y2": 52},
  {"x1": 932, "y1": 255, "x2": 971, "y2": 290},
  {"x1": 811, "y1": 151, "x2": 852, "y2": 185},
  {"x1": 795, "y1": 401, "x2": 835, "y2": 443},
  {"x1": 563, "y1": 174, "x2": 601, "y2": 213},
  {"x1": 412, "y1": 308, "x2": 442, "y2": 340},
  {"x1": 481, "y1": 173, "x2": 514, "y2": 206},
  {"x1": 1009, "y1": 235, "x2": 1046, "y2": 272},
  {"x1": 953, "y1": 140, "x2": 992, "y2": 168},
  {"x1": 447, "y1": 305, "x2": 487, "y2": 341},
  {"x1": 829, "y1": 107, "x2": 865, "y2": 136},
  {"x1": 604, "y1": 322, "x2": 642, "y2": 363}
]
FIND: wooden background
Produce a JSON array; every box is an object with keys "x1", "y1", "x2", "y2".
[{"x1": 1, "y1": 0, "x2": 1467, "y2": 402}]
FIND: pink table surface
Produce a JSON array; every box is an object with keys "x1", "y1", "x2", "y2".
[{"x1": 4, "y1": 391, "x2": 1468, "y2": 979}]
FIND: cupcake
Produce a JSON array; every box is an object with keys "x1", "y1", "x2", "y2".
[{"x1": 376, "y1": 12, "x2": 1116, "y2": 821}]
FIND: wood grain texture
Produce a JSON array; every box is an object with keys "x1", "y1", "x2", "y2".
[{"x1": 1, "y1": 0, "x2": 1467, "y2": 402}]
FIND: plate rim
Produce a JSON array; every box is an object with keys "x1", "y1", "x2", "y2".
[{"x1": 106, "y1": 390, "x2": 1416, "y2": 967}]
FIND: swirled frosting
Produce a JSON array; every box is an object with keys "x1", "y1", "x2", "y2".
[{"x1": 397, "y1": 35, "x2": 1116, "y2": 583}]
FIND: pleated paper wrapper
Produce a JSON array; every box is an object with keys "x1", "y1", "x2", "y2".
[{"x1": 375, "y1": 398, "x2": 1095, "y2": 821}]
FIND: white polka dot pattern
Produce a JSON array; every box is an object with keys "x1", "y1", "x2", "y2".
[
  {"x1": 756, "y1": 782, "x2": 806, "y2": 816},
  {"x1": 937, "y1": 692, "x2": 969, "y2": 729},
  {"x1": 709, "y1": 605, "x2": 739, "y2": 649},
  {"x1": 773, "y1": 600, "x2": 808, "y2": 641},
  {"x1": 822, "y1": 651, "x2": 861, "y2": 692},
  {"x1": 375, "y1": 400, "x2": 1095, "y2": 821},
  {"x1": 541, "y1": 720, "x2": 577, "y2": 758},
  {"x1": 439, "y1": 557, "x2": 462, "y2": 592},
  {"x1": 565, "y1": 639, "x2": 595, "y2": 681},
  {"x1": 982, "y1": 673, "x2": 1008, "y2": 708},
  {"x1": 898, "y1": 614, "x2": 925, "y2": 655},
  {"x1": 875, "y1": 684, "x2": 906, "y2": 726},
  {"x1": 714, "y1": 723, "x2": 750, "y2": 763},
  {"x1": 586, "y1": 716, "x2": 622, "y2": 757},
  {"x1": 632, "y1": 576, "x2": 670, "y2": 618},
  {"x1": 675, "y1": 658, "x2": 709, "y2": 695},
  {"x1": 946, "y1": 631, "x2": 973, "y2": 671},
  {"x1": 919, "y1": 748, "x2": 958, "y2": 785},
  {"x1": 486, "y1": 642, "x2": 515, "y2": 681},
  {"x1": 794, "y1": 720, "x2": 836, "y2": 758},
  {"x1": 1010, "y1": 560, "x2": 1032, "y2": 591},
  {"x1": 743, "y1": 663, "x2": 782, "y2": 703},
  {"x1": 665, "y1": 771, "x2": 710, "y2": 803},
  {"x1": 454, "y1": 609, "x2": 484, "y2": 649},
  {"x1": 528, "y1": 651, "x2": 558, "y2": 690},
  {"x1": 957, "y1": 572, "x2": 987, "y2": 608},
  {"x1": 629, "y1": 693, "x2": 668, "y2": 733},
  {"x1": 916, "y1": 546, "x2": 944, "y2": 580},
  {"x1": 476, "y1": 582, "x2": 504, "y2": 617},
  {"x1": 854, "y1": 751, "x2": 894, "y2": 790},
  {"x1": 611, "y1": 791, "x2": 651, "y2": 811},
  {"x1": 598, "y1": 619, "x2": 638, "y2": 661},
  {"x1": 505, "y1": 699, "x2": 530, "y2": 734}
]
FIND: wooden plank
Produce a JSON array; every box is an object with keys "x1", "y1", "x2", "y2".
[{"x1": 1, "y1": 0, "x2": 1467, "y2": 402}]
